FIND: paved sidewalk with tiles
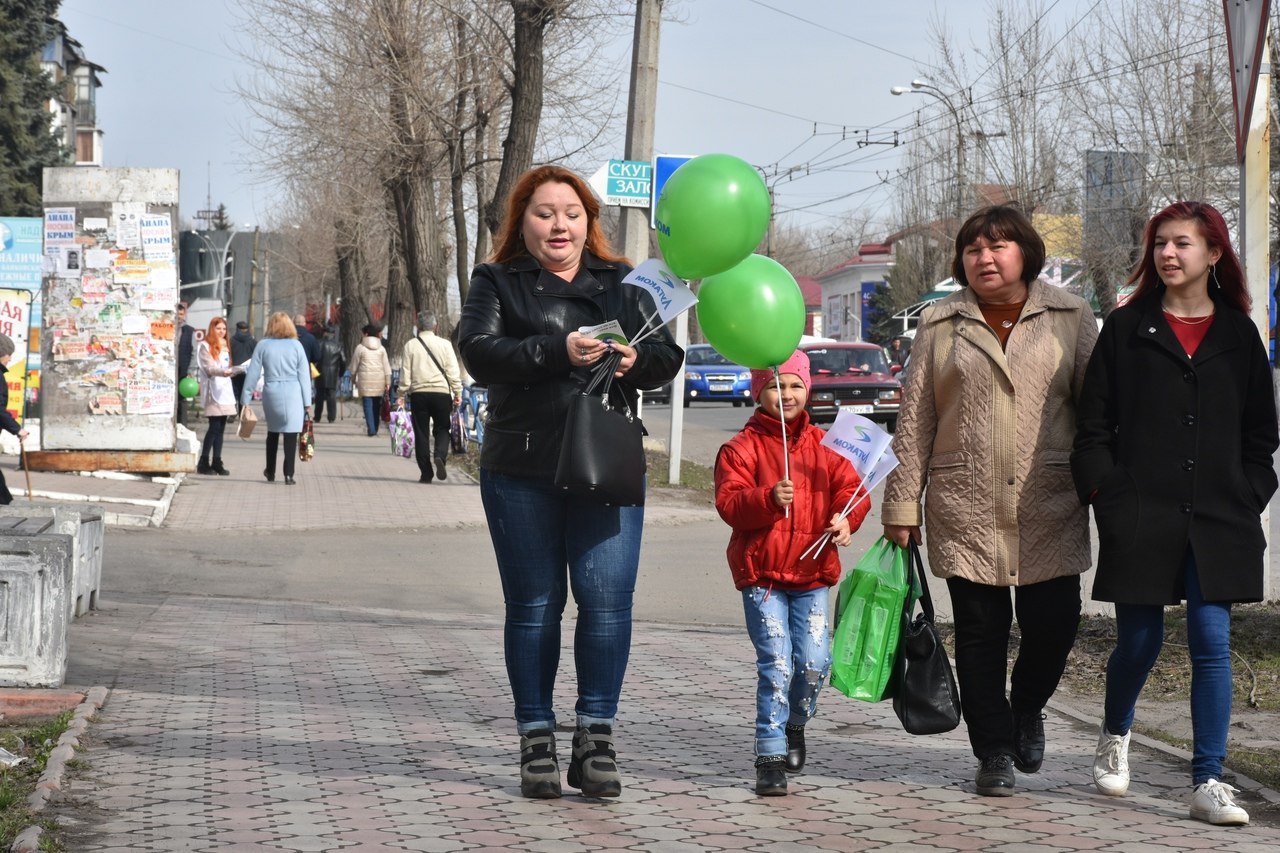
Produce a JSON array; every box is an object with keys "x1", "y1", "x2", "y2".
[
  {"x1": 51, "y1": 596, "x2": 1280, "y2": 852},
  {"x1": 26, "y1": 404, "x2": 1280, "y2": 851}
]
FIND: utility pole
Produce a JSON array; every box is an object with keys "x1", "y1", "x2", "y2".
[
  {"x1": 621, "y1": 0, "x2": 686, "y2": 484},
  {"x1": 620, "y1": 0, "x2": 661, "y2": 265},
  {"x1": 247, "y1": 226, "x2": 261, "y2": 332}
]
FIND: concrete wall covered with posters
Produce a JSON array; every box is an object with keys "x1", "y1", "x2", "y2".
[{"x1": 41, "y1": 167, "x2": 180, "y2": 451}]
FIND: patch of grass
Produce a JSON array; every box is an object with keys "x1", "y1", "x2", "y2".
[{"x1": 0, "y1": 711, "x2": 73, "y2": 851}]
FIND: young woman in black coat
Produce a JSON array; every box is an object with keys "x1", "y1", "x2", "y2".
[{"x1": 1072, "y1": 201, "x2": 1278, "y2": 826}]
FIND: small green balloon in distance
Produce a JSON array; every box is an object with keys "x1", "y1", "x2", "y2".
[
  {"x1": 655, "y1": 153, "x2": 770, "y2": 280},
  {"x1": 696, "y1": 254, "x2": 806, "y2": 369},
  {"x1": 178, "y1": 376, "x2": 199, "y2": 399}
]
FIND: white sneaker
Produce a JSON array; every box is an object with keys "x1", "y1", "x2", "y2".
[
  {"x1": 1190, "y1": 779, "x2": 1249, "y2": 826},
  {"x1": 1092, "y1": 722, "x2": 1130, "y2": 796}
]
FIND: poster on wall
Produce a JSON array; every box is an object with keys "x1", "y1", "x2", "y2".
[
  {"x1": 42, "y1": 201, "x2": 178, "y2": 421},
  {"x1": 0, "y1": 218, "x2": 43, "y2": 418},
  {"x1": 0, "y1": 290, "x2": 32, "y2": 425}
]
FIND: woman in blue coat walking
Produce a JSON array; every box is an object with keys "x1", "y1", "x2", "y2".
[{"x1": 242, "y1": 312, "x2": 313, "y2": 485}]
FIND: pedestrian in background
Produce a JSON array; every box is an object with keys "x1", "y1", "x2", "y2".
[
  {"x1": 1072, "y1": 201, "x2": 1278, "y2": 826},
  {"x1": 396, "y1": 310, "x2": 461, "y2": 483},
  {"x1": 0, "y1": 333, "x2": 29, "y2": 504},
  {"x1": 229, "y1": 320, "x2": 257, "y2": 417},
  {"x1": 314, "y1": 325, "x2": 346, "y2": 424},
  {"x1": 195, "y1": 317, "x2": 244, "y2": 476},
  {"x1": 882, "y1": 204, "x2": 1098, "y2": 797},
  {"x1": 293, "y1": 314, "x2": 320, "y2": 368},
  {"x1": 175, "y1": 301, "x2": 194, "y2": 427},
  {"x1": 349, "y1": 323, "x2": 391, "y2": 437},
  {"x1": 458, "y1": 165, "x2": 682, "y2": 800},
  {"x1": 714, "y1": 350, "x2": 863, "y2": 797},
  {"x1": 243, "y1": 311, "x2": 312, "y2": 486}
]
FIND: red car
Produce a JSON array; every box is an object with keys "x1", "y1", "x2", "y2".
[{"x1": 801, "y1": 341, "x2": 902, "y2": 429}]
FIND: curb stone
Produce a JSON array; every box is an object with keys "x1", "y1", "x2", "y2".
[{"x1": 10, "y1": 685, "x2": 108, "y2": 853}]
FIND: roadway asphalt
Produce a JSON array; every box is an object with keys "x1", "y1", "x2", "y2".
[{"x1": 8, "y1": 401, "x2": 1280, "y2": 851}]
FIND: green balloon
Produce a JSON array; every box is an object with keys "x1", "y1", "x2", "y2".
[
  {"x1": 655, "y1": 153, "x2": 770, "y2": 280},
  {"x1": 696, "y1": 255, "x2": 805, "y2": 369},
  {"x1": 178, "y1": 376, "x2": 199, "y2": 399}
]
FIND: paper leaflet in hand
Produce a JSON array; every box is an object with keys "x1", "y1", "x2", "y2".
[
  {"x1": 577, "y1": 320, "x2": 629, "y2": 345},
  {"x1": 621, "y1": 258, "x2": 698, "y2": 345},
  {"x1": 801, "y1": 413, "x2": 899, "y2": 559}
]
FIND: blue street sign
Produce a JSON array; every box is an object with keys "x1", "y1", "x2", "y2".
[{"x1": 650, "y1": 155, "x2": 694, "y2": 229}]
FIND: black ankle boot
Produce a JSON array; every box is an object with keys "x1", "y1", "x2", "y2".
[
  {"x1": 519, "y1": 729, "x2": 561, "y2": 799},
  {"x1": 785, "y1": 724, "x2": 806, "y2": 774},
  {"x1": 755, "y1": 755, "x2": 788, "y2": 796},
  {"x1": 212, "y1": 460, "x2": 230, "y2": 476},
  {"x1": 197, "y1": 461, "x2": 214, "y2": 475}
]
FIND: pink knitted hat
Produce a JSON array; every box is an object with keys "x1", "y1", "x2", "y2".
[{"x1": 750, "y1": 350, "x2": 811, "y2": 401}]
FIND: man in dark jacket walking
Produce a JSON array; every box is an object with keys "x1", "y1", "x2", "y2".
[
  {"x1": 293, "y1": 314, "x2": 320, "y2": 367},
  {"x1": 314, "y1": 325, "x2": 346, "y2": 423},
  {"x1": 229, "y1": 320, "x2": 257, "y2": 417},
  {"x1": 176, "y1": 301, "x2": 194, "y2": 427}
]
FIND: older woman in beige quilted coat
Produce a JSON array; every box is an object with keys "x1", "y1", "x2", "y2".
[{"x1": 882, "y1": 205, "x2": 1097, "y2": 798}]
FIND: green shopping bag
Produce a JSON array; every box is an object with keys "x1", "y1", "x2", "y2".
[{"x1": 830, "y1": 536, "x2": 914, "y2": 702}]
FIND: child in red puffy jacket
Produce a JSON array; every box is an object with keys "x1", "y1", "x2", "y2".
[{"x1": 714, "y1": 349, "x2": 867, "y2": 796}]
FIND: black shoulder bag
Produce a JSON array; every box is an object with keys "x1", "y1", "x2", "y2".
[
  {"x1": 892, "y1": 541, "x2": 962, "y2": 735},
  {"x1": 554, "y1": 351, "x2": 646, "y2": 506}
]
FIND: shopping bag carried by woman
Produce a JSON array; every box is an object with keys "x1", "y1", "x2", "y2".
[{"x1": 830, "y1": 536, "x2": 914, "y2": 702}]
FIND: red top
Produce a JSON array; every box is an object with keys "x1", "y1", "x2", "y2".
[{"x1": 1164, "y1": 311, "x2": 1214, "y2": 356}]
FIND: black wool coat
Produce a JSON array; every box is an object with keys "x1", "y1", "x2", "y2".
[
  {"x1": 458, "y1": 252, "x2": 684, "y2": 480},
  {"x1": 1071, "y1": 293, "x2": 1278, "y2": 604}
]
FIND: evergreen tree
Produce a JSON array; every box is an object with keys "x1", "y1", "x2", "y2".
[
  {"x1": 0, "y1": 1, "x2": 66, "y2": 217},
  {"x1": 211, "y1": 203, "x2": 232, "y2": 231}
]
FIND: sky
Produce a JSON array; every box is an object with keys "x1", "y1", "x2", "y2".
[{"x1": 57, "y1": 0, "x2": 1100, "y2": 237}]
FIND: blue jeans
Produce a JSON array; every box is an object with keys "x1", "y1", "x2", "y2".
[
  {"x1": 1104, "y1": 549, "x2": 1232, "y2": 784},
  {"x1": 741, "y1": 585, "x2": 832, "y2": 757},
  {"x1": 480, "y1": 470, "x2": 643, "y2": 735},
  {"x1": 362, "y1": 395, "x2": 380, "y2": 435}
]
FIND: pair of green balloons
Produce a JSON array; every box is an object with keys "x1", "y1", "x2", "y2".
[{"x1": 652, "y1": 153, "x2": 804, "y2": 369}]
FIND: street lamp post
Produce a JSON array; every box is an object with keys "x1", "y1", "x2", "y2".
[
  {"x1": 186, "y1": 227, "x2": 243, "y2": 314},
  {"x1": 891, "y1": 79, "x2": 967, "y2": 227}
]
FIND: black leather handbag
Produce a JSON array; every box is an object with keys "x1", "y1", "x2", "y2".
[
  {"x1": 892, "y1": 541, "x2": 962, "y2": 735},
  {"x1": 554, "y1": 352, "x2": 646, "y2": 506}
]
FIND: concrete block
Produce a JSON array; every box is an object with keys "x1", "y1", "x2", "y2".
[
  {"x1": 0, "y1": 504, "x2": 104, "y2": 617},
  {"x1": 0, "y1": 518, "x2": 75, "y2": 687}
]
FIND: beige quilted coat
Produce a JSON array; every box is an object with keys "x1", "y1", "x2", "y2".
[{"x1": 882, "y1": 281, "x2": 1098, "y2": 586}]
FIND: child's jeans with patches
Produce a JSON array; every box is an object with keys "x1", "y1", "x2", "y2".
[{"x1": 741, "y1": 585, "x2": 833, "y2": 757}]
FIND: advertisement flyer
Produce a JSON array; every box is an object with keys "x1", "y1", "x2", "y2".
[{"x1": 0, "y1": 218, "x2": 42, "y2": 421}]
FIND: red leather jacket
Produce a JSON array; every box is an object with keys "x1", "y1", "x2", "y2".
[{"x1": 715, "y1": 409, "x2": 866, "y2": 590}]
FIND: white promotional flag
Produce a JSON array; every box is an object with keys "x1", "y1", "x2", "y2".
[
  {"x1": 859, "y1": 445, "x2": 899, "y2": 495},
  {"x1": 622, "y1": 258, "x2": 698, "y2": 325},
  {"x1": 821, "y1": 410, "x2": 893, "y2": 481}
]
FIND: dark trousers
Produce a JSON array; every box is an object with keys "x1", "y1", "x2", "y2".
[
  {"x1": 200, "y1": 416, "x2": 228, "y2": 465},
  {"x1": 409, "y1": 391, "x2": 452, "y2": 478},
  {"x1": 314, "y1": 382, "x2": 336, "y2": 422},
  {"x1": 265, "y1": 431, "x2": 298, "y2": 479},
  {"x1": 945, "y1": 574, "x2": 1081, "y2": 760},
  {"x1": 231, "y1": 375, "x2": 246, "y2": 415}
]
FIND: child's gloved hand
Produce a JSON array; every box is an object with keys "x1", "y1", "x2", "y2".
[
  {"x1": 772, "y1": 479, "x2": 794, "y2": 508},
  {"x1": 826, "y1": 513, "x2": 852, "y2": 546}
]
